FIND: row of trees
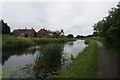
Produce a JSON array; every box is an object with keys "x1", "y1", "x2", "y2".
[
  {"x1": 93, "y1": 2, "x2": 120, "y2": 48},
  {"x1": 53, "y1": 29, "x2": 93, "y2": 38}
]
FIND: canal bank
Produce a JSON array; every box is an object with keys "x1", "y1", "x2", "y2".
[
  {"x1": 2, "y1": 40, "x2": 87, "y2": 78},
  {"x1": 2, "y1": 35, "x2": 76, "y2": 50},
  {"x1": 54, "y1": 40, "x2": 98, "y2": 78}
]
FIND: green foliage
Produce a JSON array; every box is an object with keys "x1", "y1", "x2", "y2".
[
  {"x1": 91, "y1": 37, "x2": 105, "y2": 43},
  {"x1": 93, "y1": 32, "x2": 98, "y2": 37},
  {"x1": 25, "y1": 33, "x2": 28, "y2": 38},
  {"x1": 2, "y1": 35, "x2": 76, "y2": 50},
  {"x1": 92, "y1": 2, "x2": 120, "y2": 54},
  {"x1": 76, "y1": 35, "x2": 84, "y2": 39},
  {"x1": 31, "y1": 38, "x2": 76, "y2": 44},
  {"x1": 60, "y1": 35, "x2": 66, "y2": 38},
  {"x1": 84, "y1": 39, "x2": 90, "y2": 44},
  {"x1": 2, "y1": 35, "x2": 34, "y2": 50},
  {"x1": 55, "y1": 40, "x2": 98, "y2": 78},
  {"x1": 67, "y1": 34, "x2": 74, "y2": 38},
  {"x1": 92, "y1": 37, "x2": 120, "y2": 55},
  {"x1": 53, "y1": 29, "x2": 64, "y2": 38},
  {"x1": 0, "y1": 20, "x2": 11, "y2": 34},
  {"x1": 33, "y1": 44, "x2": 63, "y2": 78}
]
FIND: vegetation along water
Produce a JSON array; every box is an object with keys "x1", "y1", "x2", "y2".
[{"x1": 2, "y1": 40, "x2": 88, "y2": 78}]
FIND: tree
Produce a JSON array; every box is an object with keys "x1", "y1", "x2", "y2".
[
  {"x1": 92, "y1": 2, "x2": 120, "y2": 50},
  {"x1": 53, "y1": 29, "x2": 64, "y2": 38},
  {"x1": 67, "y1": 34, "x2": 74, "y2": 38},
  {"x1": 53, "y1": 31, "x2": 61, "y2": 38},
  {"x1": 76, "y1": 35, "x2": 83, "y2": 39},
  {"x1": 0, "y1": 19, "x2": 11, "y2": 34},
  {"x1": 93, "y1": 32, "x2": 98, "y2": 37},
  {"x1": 25, "y1": 33, "x2": 28, "y2": 38},
  {"x1": 60, "y1": 29, "x2": 64, "y2": 35},
  {"x1": 87, "y1": 35, "x2": 93, "y2": 37}
]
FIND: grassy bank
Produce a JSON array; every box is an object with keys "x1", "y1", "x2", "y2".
[
  {"x1": 31, "y1": 38, "x2": 76, "y2": 44},
  {"x1": 92, "y1": 37, "x2": 120, "y2": 55},
  {"x1": 54, "y1": 40, "x2": 98, "y2": 78},
  {"x1": 2, "y1": 35, "x2": 76, "y2": 50},
  {"x1": 2, "y1": 35, "x2": 34, "y2": 50}
]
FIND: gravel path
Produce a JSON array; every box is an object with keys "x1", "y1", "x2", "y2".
[{"x1": 96, "y1": 41, "x2": 120, "y2": 78}]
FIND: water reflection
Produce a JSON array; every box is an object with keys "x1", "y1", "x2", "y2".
[{"x1": 2, "y1": 40, "x2": 87, "y2": 78}]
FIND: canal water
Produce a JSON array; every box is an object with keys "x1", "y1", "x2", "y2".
[{"x1": 2, "y1": 40, "x2": 87, "y2": 78}]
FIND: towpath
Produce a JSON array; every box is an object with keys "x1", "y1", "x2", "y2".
[{"x1": 96, "y1": 41, "x2": 120, "y2": 78}]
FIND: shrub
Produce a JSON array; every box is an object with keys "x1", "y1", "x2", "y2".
[{"x1": 84, "y1": 39, "x2": 90, "y2": 44}]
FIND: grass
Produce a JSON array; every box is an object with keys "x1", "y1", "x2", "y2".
[
  {"x1": 33, "y1": 43, "x2": 63, "y2": 78},
  {"x1": 0, "y1": 35, "x2": 2, "y2": 47},
  {"x1": 2, "y1": 35, "x2": 76, "y2": 50},
  {"x1": 2, "y1": 35, "x2": 34, "y2": 50},
  {"x1": 31, "y1": 38, "x2": 76, "y2": 44},
  {"x1": 91, "y1": 37, "x2": 105, "y2": 43},
  {"x1": 54, "y1": 40, "x2": 98, "y2": 78},
  {"x1": 92, "y1": 37, "x2": 120, "y2": 55}
]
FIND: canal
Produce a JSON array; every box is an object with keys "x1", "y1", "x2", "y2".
[{"x1": 2, "y1": 39, "x2": 88, "y2": 78}]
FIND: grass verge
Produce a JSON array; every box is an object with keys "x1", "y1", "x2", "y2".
[
  {"x1": 54, "y1": 40, "x2": 98, "y2": 78},
  {"x1": 92, "y1": 37, "x2": 120, "y2": 56}
]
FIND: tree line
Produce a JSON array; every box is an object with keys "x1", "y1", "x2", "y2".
[
  {"x1": 93, "y1": 2, "x2": 120, "y2": 49},
  {"x1": 0, "y1": 19, "x2": 11, "y2": 34}
]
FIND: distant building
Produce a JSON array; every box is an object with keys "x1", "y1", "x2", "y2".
[
  {"x1": 37, "y1": 29, "x2": 53, "y2": 38},
  {"x1": 12, "y1": 28, "x2": 36, "y2": 38}
]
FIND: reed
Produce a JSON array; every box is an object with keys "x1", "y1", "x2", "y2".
[
  {"x1": 31, "y1": 38, "x2": 76, "y2": 44},
  {"x1": 2, "y1": 35, "x2": 76, "y2": 50},
  {"x1": 33, "y1": 43, "x2": 63, "y2": 78},
  {"x1": 2, "y1": 35, "x2": 34, "y2": 50}
]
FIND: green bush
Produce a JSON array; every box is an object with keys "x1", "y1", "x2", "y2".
[{"x1": 84, "y1": 39, "x2": 90, "y2": 44}]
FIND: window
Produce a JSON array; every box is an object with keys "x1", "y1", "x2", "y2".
[{"x1": 43, "y1": 33, "x2": 46, "y2": 35}]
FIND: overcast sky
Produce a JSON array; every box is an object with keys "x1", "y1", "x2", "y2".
[{"x1": 0, "y1": 0, "x2": 119, "y2": 36}]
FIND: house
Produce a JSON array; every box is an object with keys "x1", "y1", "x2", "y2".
[
  {"x1": 37, "y1": 29, "x2": 53, "y2": 38},
  {"x1": 12, "y1": 28, "x2": 36, "y2": 38}
]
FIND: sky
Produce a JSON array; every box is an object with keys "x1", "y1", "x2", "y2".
[{"x1": 0, "y1": 0, "x2": 119, "y2": 36}]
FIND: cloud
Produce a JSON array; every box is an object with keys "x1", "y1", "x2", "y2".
[
  {"x1": 1, "y1": 1, "x2": 118, "y2": 36},
  {"x1": 0, "y1": 3, "x2": 2, "y2": 19}
]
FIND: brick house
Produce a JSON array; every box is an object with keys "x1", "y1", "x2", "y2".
[
  {"x1": 12, "y1": 28, "x2": 36, "y2": 38},
  {"x1": 37, "y1": 29, "x2": 53, "y2": 38}
]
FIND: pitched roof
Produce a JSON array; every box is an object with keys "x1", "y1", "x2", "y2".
[
  {"x1": 38, "y1": 29, "x2": 53, "y2": 33},
  {"x1": 13, "y1": 28, "x2": 36, "y2": 33}
]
